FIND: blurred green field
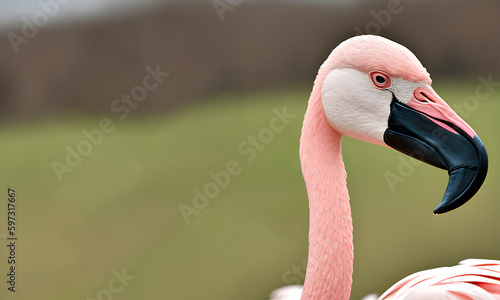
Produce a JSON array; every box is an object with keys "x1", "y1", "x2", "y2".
[{"x1": 0, "y1": 80, "x2": 498, "y2": 300}]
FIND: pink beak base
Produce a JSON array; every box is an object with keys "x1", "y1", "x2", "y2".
[{"x1": 407, "y1": 86, "x2": 475, "y2": 139}]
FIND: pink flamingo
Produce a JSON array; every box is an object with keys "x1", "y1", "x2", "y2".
[{"x1": 270, "y1": 35, "x2": 500, "y2": 300}]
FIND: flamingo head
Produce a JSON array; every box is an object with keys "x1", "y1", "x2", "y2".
[{"x1": 320, "y1": 35, "x2": 488, "y2": 214}]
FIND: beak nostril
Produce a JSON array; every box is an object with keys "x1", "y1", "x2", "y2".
[
  {"x1": 421, "y1": 92, "x2": 435, "y2": 103},
  {"x1": 414, "y1": 88, "x2": 437, "y2": 104},
  {"x1": 413, "y1": 93, "x2": 427, "y2": 104},
  {"x1": 420, "y1": 92, "x2": 430, "y2": 103}
]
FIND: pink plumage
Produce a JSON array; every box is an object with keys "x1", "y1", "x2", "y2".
[
  {"x1": 379, "y1": 259, "x2": 500, "y2": 300},
  {"x1": 323, "y1": 35, "x2": 431, "y2": 84}
]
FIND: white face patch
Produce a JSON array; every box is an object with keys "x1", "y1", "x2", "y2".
[
  {"x1": 389, "y1": 77, "x2": 423, "y2": 105},
  {"x1": 321, "y1": 68, "x2": 424, "y2": 146}
]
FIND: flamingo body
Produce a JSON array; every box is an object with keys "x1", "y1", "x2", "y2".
[
  {"x1": 380, "y1": 259, "x2": 500, "y2": 300},
  {"x1": 271, "y1": 259, "x2": 500, "y2": 299}
]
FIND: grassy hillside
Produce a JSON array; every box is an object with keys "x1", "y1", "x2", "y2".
[{"x1": 0, "y1": 80, "x2": 498, "y2": 300}]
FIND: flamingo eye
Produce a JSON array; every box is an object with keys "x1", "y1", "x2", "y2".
[{"x1": 370, "y1": 71, "x2": 391, "y2": 89}]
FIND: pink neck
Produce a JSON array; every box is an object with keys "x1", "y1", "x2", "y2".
[{"x1": 299, "y1": 76, "x2": 353, "y2": 300}]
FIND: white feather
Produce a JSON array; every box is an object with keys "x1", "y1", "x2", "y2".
[
  {"x1": 269, "y1": 285, "x2": 303, "y2": 300},
  {"x1": 322, "y1": 68, "x2": 392, "y2": 146}
]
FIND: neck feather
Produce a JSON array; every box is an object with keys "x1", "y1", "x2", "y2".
[{"x1": 299, "y1": 71, "x2": 353, "y2": 300}]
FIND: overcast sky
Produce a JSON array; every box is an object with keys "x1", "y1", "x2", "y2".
[
  {"x1": 0, "y1": 0, "x2": 359, "y2": 28},
  {"x1": 0, "y1": 0, "x2": 164, "y2": 28}
]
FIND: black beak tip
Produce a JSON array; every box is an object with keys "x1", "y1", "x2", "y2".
[{"x1": 433, "y1": 135, "x2": 488, "y2": 215}]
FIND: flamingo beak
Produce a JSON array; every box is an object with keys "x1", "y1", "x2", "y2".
[{"x1": 383, "y1": 86, "x2": 488, "y2": 214}]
